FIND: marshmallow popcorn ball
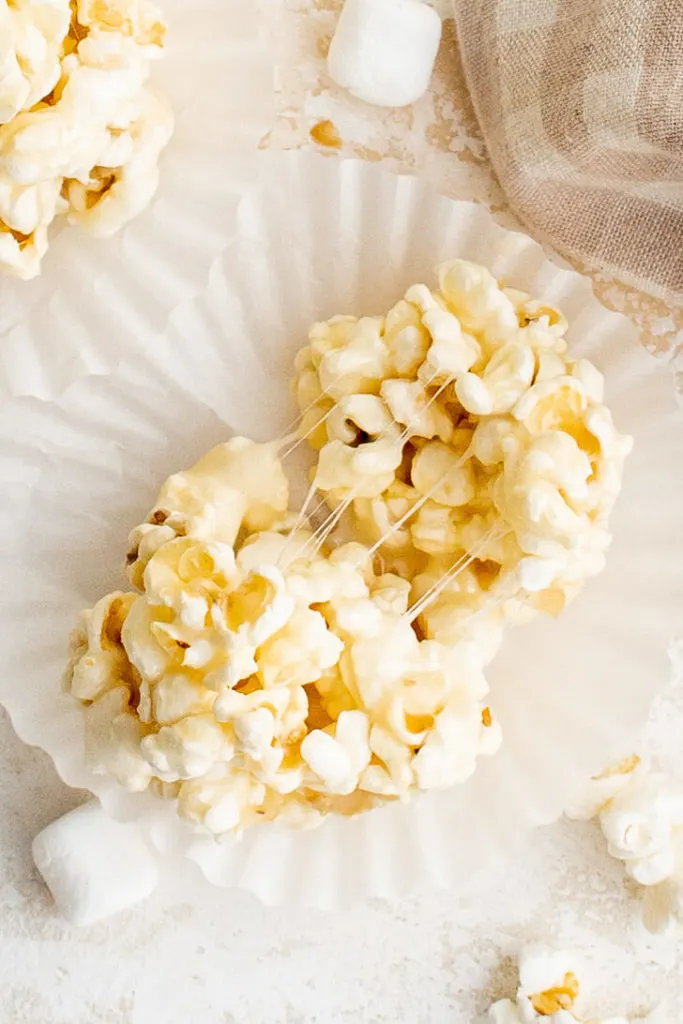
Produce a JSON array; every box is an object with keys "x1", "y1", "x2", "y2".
[
  {"x1": 0, "y1": 0, "x2": 171, "y2": 278},
  {"x1": 65, "y1": 260, "x2": 631, "y2": 839}
]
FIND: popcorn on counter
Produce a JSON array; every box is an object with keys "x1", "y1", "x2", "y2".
[
  {"x1": 480, "y1": 945, "x2": 632, "y2": 1024},
  {"x1": 567, "y1": 757, "x2": 683, "y2": 935}
]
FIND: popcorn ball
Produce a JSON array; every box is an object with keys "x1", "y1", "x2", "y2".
[
  {"x1": 293, "y1": 259, "x2": 632, "y2": 645},
  {"x1": 0, "y1": 0, "x2": 172, "y2": 278},
  {"x1": 65, "y1": 439, "x2": 500, "y2": 837}
]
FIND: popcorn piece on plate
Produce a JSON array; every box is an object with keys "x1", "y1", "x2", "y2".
[{"x1": 327, "y1": 0, "x2": 442, "y2": 108}]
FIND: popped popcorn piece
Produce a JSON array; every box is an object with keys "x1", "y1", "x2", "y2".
[
  {"x1": 83, "y1": 686, "x2": 154, "y2": 792},
  {"x1": 141, "y1": 714, "x2": 234, "y2": 783},
  {"x1": 66, "y1": 590, "x2": 137, "y2": 701},
  {"x1": 411, "y1": 440, "x2": 476, "y2": 507},
  {"x1": 380, "y1": 378, "x2": 453, "y2": 442},
  {"x1": 600, "y1": 774, "x2": 683, "y2": 886},
  {"x1": 567, "y1": 758, "x2": 683, "y2": 935},
  {"x1": 0, "y1": 0, "x2": 71, "y2": 124},
  {"x1": 565, "y1": 755, "x2": 641, "y2": 820},
  {"x1": 127, "y1": 439, "x2": 290, "y2": 589},
  {"x1": 65, "y1": 84, "x2": 173, "y2": 237},
  {"x1": 301, "y1": 710, "x2": 371, "y2": 795},
  {"x1": 479, "y1": 945, "x2": 634, "y2": 1024},
  {"x1": 0, "y1": 0, "x2": 171, "y2": 278}
]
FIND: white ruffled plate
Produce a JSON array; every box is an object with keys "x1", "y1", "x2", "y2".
[
  {"x1": 0, "y1": 0, "x2": 274, "y2": 403},
  {"x1": 1, "y1": 151, "x2": 681, "y2": 908}
]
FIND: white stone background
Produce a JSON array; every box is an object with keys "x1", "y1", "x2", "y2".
[{"x1": 1, "y1": 2, "x2": 683, "y2": 1022}]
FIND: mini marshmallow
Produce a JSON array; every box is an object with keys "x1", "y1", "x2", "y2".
[
  {"x1": 32, "y1": 800, "x2": 159, "y2": 926},
  {"x1": 327, "y1": 0, "x2": 442, "y2": 108}
]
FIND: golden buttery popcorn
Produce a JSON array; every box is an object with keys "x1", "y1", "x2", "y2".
[
  {"x1": 65, "y1": 438, "x2": 500, "y2": 836},
  {"x1": 293, "y1": 258, "x2": 632, "y2": 646},
  {"x1": 0, "y1": 0, "x2": 172, "y2": 278}
]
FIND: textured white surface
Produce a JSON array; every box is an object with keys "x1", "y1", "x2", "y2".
[
  {"x1": 1, "y1": 0, "x2": 683, "y2": 1021},
  {"x1": 3, "y1": 674, "x2": 683, "y2": 1023}
]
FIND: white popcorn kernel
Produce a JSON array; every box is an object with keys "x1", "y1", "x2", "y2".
[
  {"x1": 233, "y1": 707, "x2": 276, "y2": 760},
  {"x1": 472, "y1": 417, "x2": 520, "y2": 466},
  {"x1": 384, "y1": 298, "x2": 431, "y2": 376},
  {"x1": 32, "y1": 801, "x2": 159, "y2": 926},
  {"x1": 317, "y1": 316, "x2": 391, "y2": 397},
  {"x1": 381, "y1": 378, "x2": 453, "y2": 441},
  {"x1": 438, "y1": 259, "x2": 518, "y2": 335},
  {"x1": 419, "y1": 305, "x2": 482, "y2": 382},
  {"x1": 258, "y1": 607, "x2": 344, "y2": 688},
  {"x1": 564, "y1": 756, "x2": 642, "y2": 821},
  {"x1": 404, "y1": 282, "x2": 438, "y2": 313},
  {"x1": 179, "y1": 764, "x2": 267, "y2": 836},
  {"x1": 370, "y1": 573, "x2": 411, "y2": 614},
  {"x1": 66, "y1": 86, "x2": 174, "y2": 238},
  {"x1": 411, "y1": 440, "x2": 475, "y2": 507},
  {"x1": 326, "y1": 393, "x2": 393, "y2": 444},
  {"x1": 315, "y1": 432, "x2": 403, "y2": 497},
  {"x1": 301, "y1": 710, "x2": 371, "y2": 794},
  {"x1": 479, "y1": 945, "x2": 638, "y2": 1024},
  {"x1": 152, "y1": 672, "x2": 215, "y2": 725},
  {"x1": 84, "y1": 686, "x2": 154, "y2": 792},
  {"x1": 516, "y1": 555, "x2": 562, "y2": 593},
  {"x1": 141, "y1": 714, "x2": 233, "y2": 782},
  {"x1": 517, "y1": 945, "x2": 579, "y2": 1003},
  {"x1": 456, "y1": 342, "x2": 535, "y2": 416},
  {"x1": 327, "y1": 0, "x2": 442, "y2": 109},
  {"x1": 599, "y1": 774, "x2": 683, "y2": 886}
]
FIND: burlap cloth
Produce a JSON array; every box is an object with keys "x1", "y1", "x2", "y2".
[{"x1": 451, "y1": 0, "x2": 683, "y2": 302}]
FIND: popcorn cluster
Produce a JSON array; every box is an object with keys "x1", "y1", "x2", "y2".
[
  {"x1": 480, "y1": 945, "x2": 636, "y2": 1023},
  {"x1": 65, "y1": 438, "x2": 500, "y2": 836},
  {"x1": 64, "y1": 260, "x2": 632, "y2": 839},
  {"x1": 567, "y1": 757, "x2": 683, "y2": 935},
  {"x1": 0, "y1": 0, "x2": 172, "y2": 279},
  {"x1": 293, "y1": 259, "x2": 632, "y2": 646}
]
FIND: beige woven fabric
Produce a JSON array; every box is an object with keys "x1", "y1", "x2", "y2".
[{"x1": 451, "y1": 0, "x2": 683, "y2": 301}]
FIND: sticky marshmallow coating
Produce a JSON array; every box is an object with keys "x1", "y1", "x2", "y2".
[
  {"x1": 293, "y1": 259, "x2": 632, "y2": 645},
  {"x1": 65, "y1": 439, "x2": 500, "y2": 837},
  {"x1": 0, "y1": 0, "x2": 171, "y2": 278}
]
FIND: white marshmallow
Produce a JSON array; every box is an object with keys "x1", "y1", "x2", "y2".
[
  {"x1": 32, "y1": 800, "x2": 159, "y2": 926},
  {"x1": 327, "y1": 0, "x2": 442, "y2": 108}
]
